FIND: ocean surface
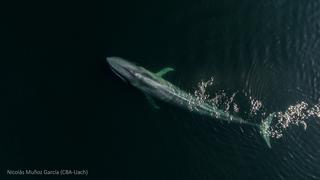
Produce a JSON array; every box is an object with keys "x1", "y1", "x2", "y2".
[{"x1": 4, "y1": 0, "x2": 320, "y2": 179}]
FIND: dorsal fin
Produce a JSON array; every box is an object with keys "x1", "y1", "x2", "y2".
[{"x1": 155, "y1": 67, "x2": 174, "y2": 77}]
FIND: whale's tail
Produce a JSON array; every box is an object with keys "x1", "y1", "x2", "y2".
[{"x1": 259, "y1": 113, "x2": 275, "y2": 148}]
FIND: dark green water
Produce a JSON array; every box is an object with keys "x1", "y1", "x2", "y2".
[{"x1": 4, "y1": 0, "x2": 320, "y2": 179}]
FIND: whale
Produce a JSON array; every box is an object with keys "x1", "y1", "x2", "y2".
[{"x1": 107, "y1": 56, "x2": 274, "y2": 148}]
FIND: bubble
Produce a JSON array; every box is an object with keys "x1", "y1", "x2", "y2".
[
  {"x1": 267, "y1": 101, "x2": 320, "y2": 138},
  {"x1": 249, "y1": 97, "x2": 263, "y2": 116},
  {"x1": 188, "y1": 76, "x2": 240, "y2": 115},
  {"x1": 188, "y1": 77, "x2": 320, "y2": 140},
  {"x1": 187, "y1": 77, "x2": 215, "y2": 112}
]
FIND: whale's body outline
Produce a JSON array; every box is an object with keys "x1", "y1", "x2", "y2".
[{"x1": 107, "y1": 56, "x2": 274, "y2": 148}]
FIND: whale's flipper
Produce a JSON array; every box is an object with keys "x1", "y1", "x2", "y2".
[
  {"x1": 259, "y1": 113, "x2": 275, "y2": 148},
  {"x1": 145, "y1": 94, "x2": 160, "y2": 109},
  {"x1": 156, "y1": 67, "x2": 175, "y2": 77}
]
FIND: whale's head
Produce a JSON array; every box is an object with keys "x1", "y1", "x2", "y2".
[
  {"x1": 107, "y1": 57, "x2": 140, "y2": 83},
  {"x1": 107, "y1": 56, "x2": 164, "y2": 94},
  {"x1": 107, "y1": 57, "x2": 152, "y2": 84},
  {"x1": 107, "y1": 57, "x2": 172, "y2": 102}
]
